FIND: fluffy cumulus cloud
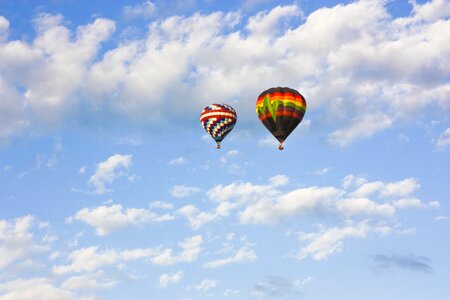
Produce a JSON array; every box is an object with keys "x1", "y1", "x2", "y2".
[
  {"x1": 409, "y1": 0, "x2": 450, "y2": 22},
  {"x1": 296, "y1": 219, "x2": 427, "y2": 260},
  {"x1": 70, "y1": 204, "x2": 174, "y2": 235},
  {"x1": 0, "y1": 1, "x2": 449, "y2": 144},
  {"x1": 61, "y1": 271, "x2": 117, "y2": 290},
  {"x1": 53, "y1": 247, "x2": 134, "y2": 274},
  {"x1": 297, "y1": 220, "x2": 373, "y2": 260},
  {"x1": 0, "y1": 78, "x2": 29, "y2": 141},
  {"x1": 88, "y1": 154, "x2": 134, "y2": 194},
  {"x1": 159, "y1": 271, "x2": 183, "y2": 288},
  {"x1": 53, "y1": 235, "x2": 202, "y2": 274},
  {"x1": 174, "y1": 173, "x2": 433, "y2": 260},
  {"x1": 178, "y1": 201, "x2": 239, "y2": 230},
  {"x1": 178, "y1": 175, "x2": 288, "y2": 229},
  {"x1": 349, "y1": 177, "x2": 420, "y2": 198},
  {"x1": 0, "y1": 215, "x2": 51, "y2": 271},
  {"x1": 0, "y1": 278, "x2": 78, "y2": 300},
  {"x1": 0, "y1": 13, "x2": 114, "y2": 139},
  {"x1": 150, "y1": 235, "x2": 203, "y2": 266},
  {"x1": 180, "y1": 174, "x2": 425, "y2": 228}
]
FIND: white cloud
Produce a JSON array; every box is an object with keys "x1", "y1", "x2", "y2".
[
  {"x1": 2, "y1": 13, "x2": 112, "y2": 138},
  {"x1": 0, "y1": 77, "x2": 29, "y2": 141},
  {"x1": 178, "y1": 205, "x2": 206, "y2": 229},
  {"x1": 203, "y1": 245, "x2": 256, "y2": 268},
  {"x1": 239, "y1": 186, "x2": 343, "y2": 224},
  {"x1": 88, "y1": 154, "x2": 133, "y2": 194},
  {"x1": 220, "y1": 150, "x2": 239, "y2": 163},
  {"x1": 53, "y1": 247, "x2": 124, "y2": 274},
  {"x1": 226, "y1": 232, "x2": 235, "y2": 241},
  {"x1": 49, "y1": 251, "x2": 61, "y2": 260},
  {"x1": 83, "y1": 42, "x2": 139, "y2": 100},
  {"x1": 246, "y1": 5, "x2": 302, "y2": 37},
  {"x1": 297, "y1": 220, "x2": 372, "y2": 260},
  {"x1": 296, "y1": 276, "x2": 314, "y2": 286},
  {"x1": 149, "y1": 201, "x2": 174, "y2": 210},
  {"x1": 72, "y1": 204, "x2": 174, "y2": 235},
  {"x1": 327, "y1": 113, "x2": 393, "y2": 147},
  {"x1": 268, "y1": 174, "x2": 289, "y2": 187},
  {"x1": 28, "y1": 14, "x2": 114, "y2": 123},
  {"x1": 123, "y1": 1, "x2": 156, "y2": 20},
  {"x1": 0, "y1": 215, "x2": 50, "y2": 271},
  {"x1": 392, "y1": 198, "x2": 426, "y2": 209},
  {"x1": 380, "y1": 178, "x2": 420, "y2": 197},
  {"x1": 168, "y1": 156, "x2": 188, "y2": 166},
  {"x1": 53, "y1": 235, "x2": 202, "y2": 274},
  {"x1": 349, "y1": 181, "x2": 385, "y2": 198},
  {"x1": 1, "y1": 2, "x2": 449, "y2": 143},
  {"x1": 61, "y1": 271, "x2": 117, "y2": 290},
  {"x1": 159, "y1": 271, "x2": 183, "y2": 288},
  {"x1": 342, "y1": 174, "x2": 367, "y2": 190},
  {"x1": 297, "y1": 220, "x2": 415, "y2": 260},
  {"x1": 410, "y1": 0, "x2": 450, "y2": 22},
  {"x1": 178, "y1": 201, "x2": 239, "y2": 229},
  {"x1": 151, "y1": 235, "x2": 203, "y2": 266},
  {"x1": 350, "y1": 178, "x2": 419, "y2": 198},
  {"x1": 435, "y1": 128, "x2": 450, "y2": 149},
  {"x1": 170, "y1": 185, "x2": 201, "y2": 198},
  {"x1": 239, "y1": 176, "x2": 420, "y2": 224},
  {"x1": 428, "y1": 200, "x2": 440, "y2": 208},
  {"x1": 206, "y1": 175, "x2": 286, "y2": 203},
  {"x1": 189, "y1": 279, "x2": 217, "y2": 291},
  {"x1": 0, "y1": 278, "x2": 77, "y2": 300},
  {"x1": 336, "y1": 198, "x2": 395, "y2": 217},
  {"x1": 224, "y1": 288, "x2": 240, "y2": 297},
  {"x1": 177, "y1": 174, "x2": 424, "y2": 228}
]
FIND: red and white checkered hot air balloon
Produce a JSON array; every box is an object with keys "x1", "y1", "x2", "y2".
[{"x1": 200, "y1": 104, "x2": 237, "y2": 149}]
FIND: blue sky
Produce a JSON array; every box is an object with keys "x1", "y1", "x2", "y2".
[{"x1": 0, "y1": 0, "x2": 449, "y2": 299}]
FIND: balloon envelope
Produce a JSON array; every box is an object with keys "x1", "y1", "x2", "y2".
[
  {"x1": 256, "y1": 87, "x2": 306, "y2": 149},
  {"x1": 200, "y1": 103, "x2": 237, "y2": 149}
]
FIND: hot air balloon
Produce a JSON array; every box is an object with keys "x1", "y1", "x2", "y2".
[
  {"x1": 256, "y1": 87, "x2": 307, "y2": 150},
  {"x1": 200, "y1": 104, "x2": 237, "y2": 149}
]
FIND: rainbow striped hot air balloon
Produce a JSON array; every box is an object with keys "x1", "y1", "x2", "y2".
[
  {"x1": 200, "y1": 104, "x2": 237, "y2": 149},
  {"x1": 256, "y1": 87, "x2": 307, "y2": 150}
]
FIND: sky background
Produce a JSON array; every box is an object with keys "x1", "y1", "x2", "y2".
[{"x1": 0, "y1": 0, "x2": 449, "y2": 299}]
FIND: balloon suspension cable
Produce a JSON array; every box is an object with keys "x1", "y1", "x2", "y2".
[
  {"x1": 216, "y1": 142, "x2": 221, "y2": 149},
  {"x1": 278, "y1": 143, "x2": 284, "y2": 150}
]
